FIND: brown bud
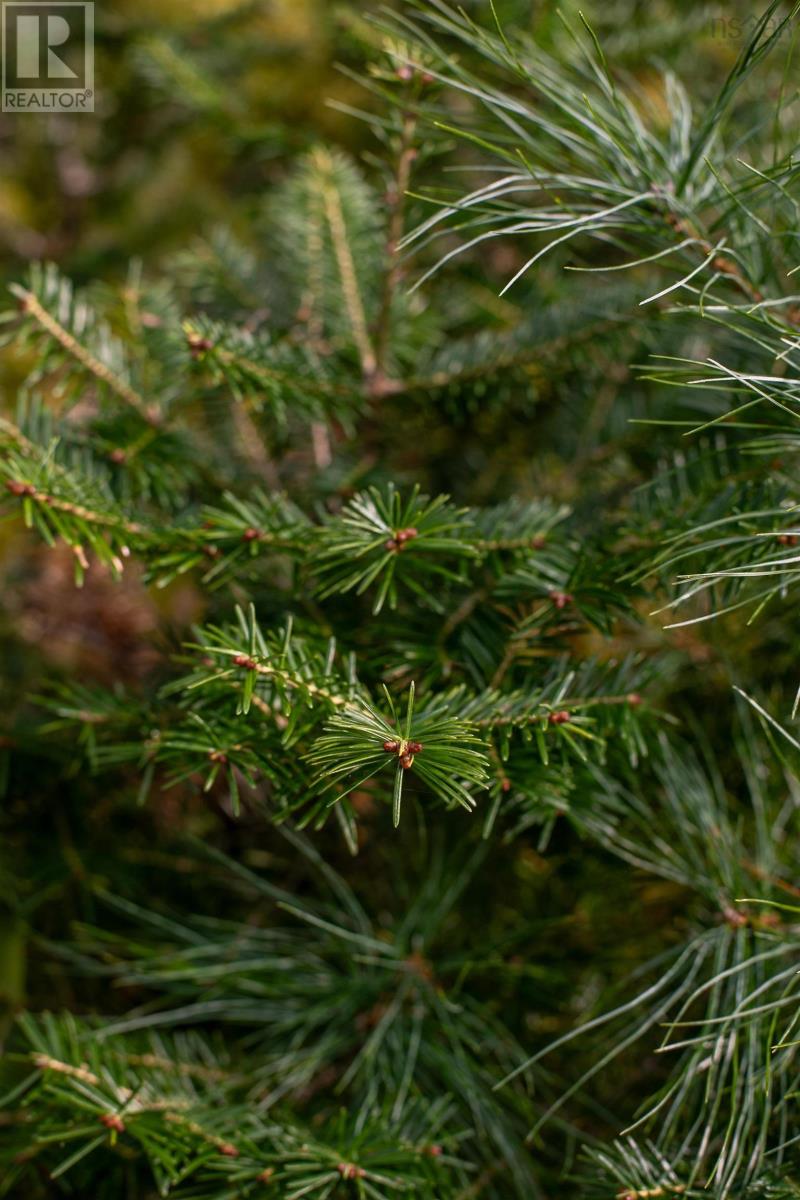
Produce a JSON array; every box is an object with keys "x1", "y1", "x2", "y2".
[
  {"x1": 396, "y1": 527, "x2": 418, "y2": 543},
  {"x1": 548, "y1": 590, "x2": 573, "y2": 609},
  {"x1": 100, "y1": 1113, "x2": 126, "y2": 1133},
  {"x1": 233, "y1": 654, "x2": 257, "y2": 670},
  {"x1": 202, "y1": 544, "x2": 221, "y2": 558},
  {"x1": 399, "y1": 752, "x2": 414, "y2": 769},
  {"x1": 109, "y1": 448, "x2": 127, "y2": 465},
  {"x1": 723, "y1": 905, "x2": 748, "y2": 928},
  {"x1": 501, "y1": 778, "x2": 511, "y2": 792},
  {"x1": 548, "y1": 711, "x2": 571, "y2": 725},
  {"x1": 406, "y1": 740, "x2": 423, "y2": 754},
  {"x1": 627, "y1": 693, "x2": 642, "y2": 707},
  {"x1": 337, "y1": 1164, "x2": 366, "y2": 1179},
  {"x1": 187, "y1": 333, "x2": 213, "y2": 358},
  {"x1": 219, "y1": 1143, "x2": 239, "y2": 1157},
  {"x1": 530, "y1": 535, "x2": 547, "y2": 549},
  {"x1": 242, "y1": 527, "x2": 261, "y2": 542},
  {"x1": 778, "y1": 533, "x2": 798, "y2": 546},
  {"x1": 257, "y1": 1168, "x2": 274, "y2": 1184},
  {"x1": 6, "y1": 480, "x2": 35, "y2": 497},
  {"x1": 425, "y1": 1144, "x2": 443, "y2": 1157},
  {"x1": 396, "y1": 64, "x2": 414, "y2": 81},
  {"x1": 383, "y1": 740, "x2": 399, "y2": 753},
  {"x1": 208, "y1": 750, "x2": 228, "y2": 765},
  {"x1": 384, "y1": 538, "x2": 398, "y2": 551}
]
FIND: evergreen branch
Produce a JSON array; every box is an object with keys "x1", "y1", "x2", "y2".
[
  {"x1": 182, "y1": 316, "x2": 359, "y2": 420},
  {"x1": 312, "y1": 484, "x2": 476, "y2": 614},
  {"x1": 314, "y1": 147, "x2": 378, "y2": 378},
  {"x1": 8, "y1": 270, "x2": 157, "y2": 424},
  {"x1": 48, "y1": 843, "x2": 545, "y2": 1194},
  {"x1": 307, "y1": 682, "x2": 489, "y2": 825},
  {"x1": 372, "y1": 107, "x2": 419, "y2": 389},
  {"x1": 175, "y1": 606, "x2": 359, "y2": 717},
  {"x1": 1, "y1": 1016, "x2": 463, "y2": 1198}
]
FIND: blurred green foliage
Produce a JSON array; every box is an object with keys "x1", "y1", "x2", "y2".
[{"x1": 0, "y1": 0, "x2": 780, "y2": 277}]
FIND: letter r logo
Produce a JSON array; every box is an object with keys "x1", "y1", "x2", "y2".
[
  {"x1": 15, "y1": 12, "x2": 76, "y2": 77},
  {"x1": 2, "y1": 3, "x2": 93, "y2": 110},
  {"x1": 46, "y1": 14, "x2": 77, "y2": 76}
]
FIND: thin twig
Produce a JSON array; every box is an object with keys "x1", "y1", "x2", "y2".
[{"x1": 371, "y1": 111, "x2": 418, "y2": 390}]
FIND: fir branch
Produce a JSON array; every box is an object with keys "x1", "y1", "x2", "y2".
[
  {"x1": 8, "y1": 270, "x2": 156, "y2": 425},
  {"x1": 313, "y1": 146, "x2": 378, "y2": 378},
  {"x1": 372, "y1": 107, "x2": 419, "y2": 389}
]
